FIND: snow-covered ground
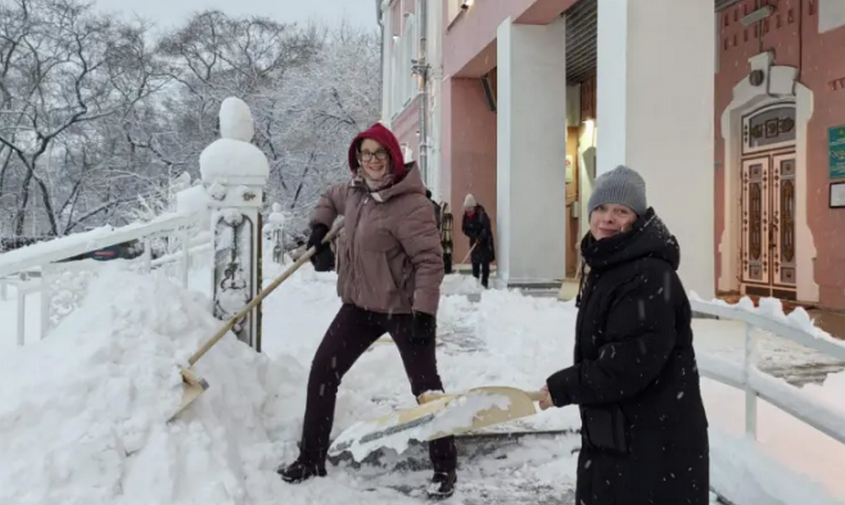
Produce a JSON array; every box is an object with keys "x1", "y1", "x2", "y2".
[{"x1": 0, "y1": 260, "x2": 843, "y2": 505}]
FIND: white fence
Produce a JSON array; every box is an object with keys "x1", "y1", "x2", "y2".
[
  {"x1": 0, "y1": 209, "x2": 211, "y2": 346},
  {"x1": 692, "y1": 297, "x2": 845, "y2": 446}
]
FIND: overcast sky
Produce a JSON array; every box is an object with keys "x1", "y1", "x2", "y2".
[{"x1": 91, "y1": 0, "x2": 378, "y2": 32}]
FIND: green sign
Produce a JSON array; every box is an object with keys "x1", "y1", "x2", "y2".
[{"x1": 830, "y1": 125, "x2": 845, "y2": 179}]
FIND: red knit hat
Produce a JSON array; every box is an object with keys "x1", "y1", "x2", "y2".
[{"x1": 347, "y1": 122, "x2": 407, "y2": 181}]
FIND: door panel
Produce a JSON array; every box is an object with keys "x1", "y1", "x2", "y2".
[
  {"x1": 741, "y1": 158, "x2": 771, "y2": 287},
  {"x1": 771, "y1": 153, "x2": 797, "y2": 289}
]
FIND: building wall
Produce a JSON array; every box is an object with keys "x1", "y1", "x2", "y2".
[
  {"x1": 384, "y1": 0, "x2": 419, "y2": 124},
  {"x1": 381, "y1": 0, "x2": 445, "y2": 193},
  {"x1": 390, "y1": 95, "x2": 422, "y2": 165},
  {"x1": 438, "y1": 0, "x2": 574, "y2": 267},
  {"x1": 442, "y1": 77, "x2": 498, "y2": 264},
  {"x1": 715, "y1": 0, "x2": 845, "y2": 309},
  {"x1": 802, "y1": 2, "x2": 845, "y2": 309}
]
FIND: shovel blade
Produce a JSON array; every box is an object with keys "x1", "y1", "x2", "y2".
[
  {"x1": 328, "y1": 386, "x2": 539, "y2": 460},
  {"x1": 167, "y1": 367, "x2": 210, "y2": 423}
]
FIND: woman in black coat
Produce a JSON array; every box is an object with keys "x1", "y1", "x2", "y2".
[
  {"x1": 461, "y1": 193, "x2": 495, "y2": 288},
  {"x1": 538, "y1": 165, "x2": 710, "y2": 505}
]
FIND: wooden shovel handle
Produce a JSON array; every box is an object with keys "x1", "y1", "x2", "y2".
[
  {"x1": 187, "y1": 220, "x2": 343, "y2": 366},
  {"x1": 524, "y1": 390, "x2": 549, "y2": 402},
  {"x1": 418, "y1": 389, "x2": 548, "y2": 404},
  {"x1": 459, "y1": 242, "x2": 477, "y2": 265}
]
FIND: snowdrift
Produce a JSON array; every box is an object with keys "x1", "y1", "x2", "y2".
[
  {"x1": 0, "y1": 266, "x2": 307, "y2": 505},
  {"x1": 2, "y1": 260, "x2": 844, "y2": 505}
]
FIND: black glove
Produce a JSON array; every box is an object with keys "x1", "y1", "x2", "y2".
[
  {"x1": 306, "y1": 224, "x2": 330, "y2": 254},
  {"x1": 410, "y1": 311, "x2": 436, "y2": 345}
]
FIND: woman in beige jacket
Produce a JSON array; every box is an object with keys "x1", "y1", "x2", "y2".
[{"x1": 278, "y1": 122, "x2": 457, "y2": 498}]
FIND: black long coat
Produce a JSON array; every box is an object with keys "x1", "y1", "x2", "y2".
[
  {"x1": 546, "y1": 208, "x2": 710, "y2": 505},
  {"x1": 461, "y1": 204, "x2": 495, "y2": 263}
]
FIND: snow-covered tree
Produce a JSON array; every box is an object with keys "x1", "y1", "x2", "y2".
[{"x1": 0, "y1": 1, "x2": 381, "y2": 239}]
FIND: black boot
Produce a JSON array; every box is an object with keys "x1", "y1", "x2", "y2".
[
  {"x1": 277, "y1": 459, "x2": 327, "y2": 483},
  {"x1": 426, "y1": 470, "x2": 457, "y2": 499}
]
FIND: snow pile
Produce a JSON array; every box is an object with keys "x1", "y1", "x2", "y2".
[
  {"x1": 440, "y1": 273, "x2": 484, "y2": 295},
  {"x1": 710, "y1": 429, "x2": 844, "y2": 505},
  {"x1": 176, "y1": 183, "x2": 210, "y2": 214},
  {"x1": 200, "y1": 97, "x2": 269, "y2": 183},
  {"x1": 267, "y1": 202, "x2": 286, "y2": 227},
  {"x1": 701, "y1": 370, "x2": 845, "y2": 501},
  {"x1": 0, "y1": 266, "x2": 302, "y2": 505},
  {"x1": 691, "y1": 292, "x2": 845, "y2": 349},
  {"x1": 263, "y1": 271, "x2": 845, "y2": 503},
  {"x1": 3, "y1": 258, "x2": 843, "y2": 504},
  {"x1": 219, "y1": 97, "x2": 255, "y2": 142},
  {"x1": 262, "y1": 273, "x2": 581, "y2": 443}
]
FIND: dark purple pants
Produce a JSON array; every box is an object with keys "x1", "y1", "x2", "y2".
[{"x1": 298, "y1": 304, "x2": 457, "y2": 472}]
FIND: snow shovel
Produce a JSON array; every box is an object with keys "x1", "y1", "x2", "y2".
[
  {"x1": 328, "y1": 386, "x2": 545, "y2": 460},
  {"x1": 459, "y1": 242, "x2": 477, "y2": 266},
  {"x1": 168, "y1": 220, "x2": 344, "y2": 423}
]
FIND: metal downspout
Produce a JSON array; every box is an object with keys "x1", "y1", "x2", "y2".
[
  {"x1": 417, "y1": 0, "x2": 429, "y2": 183},
  {"x1": 376, "y1": 0, "x2": 385, "y2": 117}
]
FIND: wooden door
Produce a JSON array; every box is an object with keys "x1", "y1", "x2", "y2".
[
  {"x1": 565, "y1": 126, "x2": 580, "y2": 278},
  {"x1": 739, "y1": 153, "x2": 797, "y2": 299},
  {"x1": 769, "y1": 152, "x2": 797, "y2": 297}
]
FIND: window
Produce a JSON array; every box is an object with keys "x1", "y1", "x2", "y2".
[{"x1": 390, "y1": 14, "x2": 418, "y2": 114}]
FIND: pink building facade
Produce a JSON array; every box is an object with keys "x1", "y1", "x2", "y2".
[
  {"x1": 380, "y1": 0, "x2": 716, "y2": 297},
  {"x1": 380, "y1": 0, "x2": 845, "y2": 310}
]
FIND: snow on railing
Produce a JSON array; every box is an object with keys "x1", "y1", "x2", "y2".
[
  {"x1": 691, "y1": 294, "x2": 845, "y2": 447},
  {"x1": 0, "y1": 208, "x2": 212, "y2": 346}
]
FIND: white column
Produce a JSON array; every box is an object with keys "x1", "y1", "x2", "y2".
[
  {"x1": 496, "y1": 16, "x2": 568, "y2": 286},
  {"x1": 596, "y1": 0, "x2": 715, "y2": 299},
  {"x1": 200, "y1": 97, "x2": 269, "y2": 352},
  {"x1": 427, "y1": 0, "x2": 443, "y2": 198}
]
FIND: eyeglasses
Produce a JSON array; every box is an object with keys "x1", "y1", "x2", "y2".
[{"x1": 359, "y1": 149, "x2": 388, "y2": 162}]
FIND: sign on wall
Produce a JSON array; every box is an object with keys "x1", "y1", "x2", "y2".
[{"x1": 829, "y1": 125, "x2": 845, "y2": 179}]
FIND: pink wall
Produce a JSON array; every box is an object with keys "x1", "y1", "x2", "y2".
[
  {"x1": 802, "y1": 6, "x2": 845, "y2": 310},
  {"x1": 391, "y1": 1, "x2": 401, "y2": 36},
  {"x1": 442, "y1": 77, "x2": 498, "y2": 263},
  {"x1": 715, "y1": 0, "x2": 845, "y2": 309},
  {"x1": 439, "y1": 0, "x2": 573, "y2": 264},
  {"x1": 442, "y1": 0, "x2": 575, "y2": 77}
]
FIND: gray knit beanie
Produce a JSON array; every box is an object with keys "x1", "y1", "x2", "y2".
[{"x1": 587, "y1": 164, "x2": 648, "y2": 216}]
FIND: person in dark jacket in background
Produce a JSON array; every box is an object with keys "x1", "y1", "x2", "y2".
[
  {"x1": 461, "y1": 194, "x2": 495, "y2": 288},
  {"x1": 426, "y1": 189, "x2": 442, "y2": 231},
  {"x1": 537, "y1": 165, "x2": 710, "y2": 505},
  {"x1": 440, "y1": 202, "x2": 454, "y2": 274}
]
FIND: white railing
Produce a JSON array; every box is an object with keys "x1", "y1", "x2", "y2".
[
  {"x1": 0, "y1": 209, "x2": 212, "y2": 346},
  {"x1": 692, "y1": 297, "x2": 845, "y2": 446}
]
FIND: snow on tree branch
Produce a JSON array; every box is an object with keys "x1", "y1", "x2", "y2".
[{"x1": 0, "y1": 1, "x2": 381, "y2": 239}]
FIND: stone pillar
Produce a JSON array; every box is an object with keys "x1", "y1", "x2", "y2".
[
  {"x1": 496, "y1": 16, "x2": 568, "y2": 287},
  {"x1": 199, "y1": 96, "x2": 269, "y2": 352},
  {"x1": 596, "y1": 0, "x2": 715, "y2": 299},
  {"x1": 265, "y1": 202, "x2": 287, "y2": 264}
]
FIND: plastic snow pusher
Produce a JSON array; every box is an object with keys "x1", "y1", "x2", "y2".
[
  {"x1": 168, "y1": 220, "x2": 344, "y2": 423},
  {"x1": 328, "y1": 386, "x2": 546, "y2": 459}
]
